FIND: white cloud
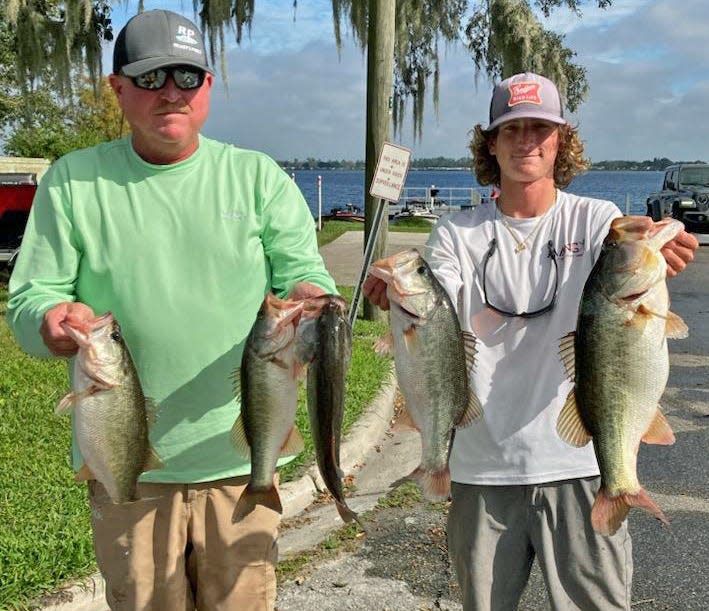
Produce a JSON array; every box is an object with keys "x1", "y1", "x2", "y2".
[{"x1": 104, "y1": 0, "x2": 709, "y2": 162}]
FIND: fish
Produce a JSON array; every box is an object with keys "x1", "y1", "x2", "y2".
[
  {"x1": 557, "y1": 216, "x2": 688, "y2": 536},
  {"x1": 55, "y1": 312, "x2": 161, "y2": 504},
  {"x1": 232, "y1": 293, "x2": 305, "y2": 520},
  {"x1": 303, "y1": 294, "x2": 362, "y2": 526},
  {"x1": 369, "y1": 249, "x2": 482, "y2": 501}
]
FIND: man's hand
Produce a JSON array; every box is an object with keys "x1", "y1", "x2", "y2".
[
  {"x1": 363, "y1": 274, "x2": 390, "y2": 311},
  {"x1": 662, "y1": 229, "x2": 698, "y2": 278},
  {"x1": 287, "y1": 281, "x2": 327, "y2": 301},
  {"x1": 40, "y1": 302, "x2": 95, "y2": 357}
]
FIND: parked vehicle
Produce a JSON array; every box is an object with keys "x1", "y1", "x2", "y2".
[
  {"x1": 0, "y1": 173, "x2": 37, "y2": 270},
  {"x1": 646, "y1": 163, "x2": 709, "y2": 231}
]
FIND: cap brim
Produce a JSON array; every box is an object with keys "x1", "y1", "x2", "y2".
[
  {"x1": 486, "y1": 110, "x2": 566, "y2": 132},
  {"x1": 119, "y1": 56, "x2": 214, "y2": 77}
]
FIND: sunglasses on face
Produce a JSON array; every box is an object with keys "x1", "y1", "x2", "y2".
[{"x1": 125, "y1": 66, "x2": 206, "y2": 91}]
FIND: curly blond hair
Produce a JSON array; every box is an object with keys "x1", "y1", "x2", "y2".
[{"x1": 470, "y1": 123, "x2": 590, "y2": 189}]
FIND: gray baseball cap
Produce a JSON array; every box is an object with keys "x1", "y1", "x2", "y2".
[
  {"x1": 113, "y1": 10, "x2": 214, "y2": 77},
  {"x1": 485, "y1": 72, "x2": 565, "y2": 132}
]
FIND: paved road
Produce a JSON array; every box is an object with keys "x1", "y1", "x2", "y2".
[{"x1": 276, "y1": 244, "x2": 709, "y2": 610}]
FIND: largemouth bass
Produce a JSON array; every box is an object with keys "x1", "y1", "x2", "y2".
[
  {"x1": 303, "y1": 294, "x2": 362, "y2": 526},
  {"x1": 232, "y1": 293, "x2": 305, "y2": 520},
  {"x1": 56, "y1": 313, "x2": 161, "y2": 504},
  {"x1": 557, "y1": 216, "x2": 688, "y2": 535},
  {"x1": 370, "y1": 249, "x2": 481, "y2": 501}
]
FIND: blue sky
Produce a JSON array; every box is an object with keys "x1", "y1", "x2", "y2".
[{"x1": 108, "y1": 0, "x2": 709, "y2": 162}]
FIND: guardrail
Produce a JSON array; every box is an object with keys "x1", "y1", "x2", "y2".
[{"x1": 399, "y1": 185, "x2": 492, "y2": 211}]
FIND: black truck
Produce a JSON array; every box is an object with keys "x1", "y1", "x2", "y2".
[{"x1": 646, "y1": 163, "x2": 709, "y2": 231}]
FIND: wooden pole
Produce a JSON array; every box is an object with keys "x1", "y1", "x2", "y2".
[{"x1": 362, "y1": 0, "x2": 395, "y2": 322}]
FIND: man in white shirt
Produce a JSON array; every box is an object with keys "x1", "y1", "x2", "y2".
[{"x1": 364, "y1": 72, "x2": 697, "y2": 610}]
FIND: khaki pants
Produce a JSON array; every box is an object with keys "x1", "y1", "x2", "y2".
[
  {"x1": 447, "y1": 477, "x2": 633, "y2": 611},
  {"x1": 88, "y1": 476, "x2": 280, "y2": 611}
]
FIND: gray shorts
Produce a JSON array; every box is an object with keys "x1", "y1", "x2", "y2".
[{"x1": 447, "y1": 476, "x2": 633, "y2": 611}]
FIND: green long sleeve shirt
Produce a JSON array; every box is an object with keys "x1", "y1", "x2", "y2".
[{"x1": 8, "y1": 135, "x2": 336, "y2": 483}]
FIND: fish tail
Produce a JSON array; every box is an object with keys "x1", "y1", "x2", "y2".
[
  {"x1": 409, "y1": 465, "x2": 451, "y2": 502},
  {"x1": 232, "y1": 484, "x2": 283, "y2": 522},
  {"x1": 591, "y1": 486, "x2": 669, "y2": 536},
  {"x1": 335, "y1": 500, "x2": 365, "y2": 530}
]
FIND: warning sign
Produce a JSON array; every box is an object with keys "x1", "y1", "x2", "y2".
[{"x1": 369, "y1": 142, "x2": 412, "y2": 202}]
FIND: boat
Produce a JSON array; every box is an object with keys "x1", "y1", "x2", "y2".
[
  {"x1": 324, "y1": 203, "x2": 365, "y2": 223},
  {"x1": 391, "y1": 202, "x2": 441, "y2": 224}
]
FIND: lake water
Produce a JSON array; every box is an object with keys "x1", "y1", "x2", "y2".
[{"x1": 291, "y1": 169, "x2": 663, "y2": 218}]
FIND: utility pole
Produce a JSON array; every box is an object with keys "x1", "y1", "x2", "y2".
[{"x1": 363, "y1": 0, "x2": 395, "y2": 322}]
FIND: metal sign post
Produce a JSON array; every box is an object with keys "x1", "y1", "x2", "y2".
[
  {"x1": 348, "y1": 142, "x2": 411, "y2": 327},
  {"x1": 348, "y1": 197, "x2": 387, "y2": 327}
]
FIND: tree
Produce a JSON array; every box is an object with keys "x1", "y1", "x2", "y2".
[
  {"x1": 3, "y1": 1, "x2": 613, "y2": 137},
  {"x1": 4, "y1": 77, "x2": 128, "y2": 160},
  {"x1": 2, "y1": 0, "x2": 112, "y2": 95}
]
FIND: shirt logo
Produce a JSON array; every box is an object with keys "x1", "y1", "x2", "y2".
[
  {"x1": 553, "y1": 240, "x2": 586, "y2": 258},
  {"x1": 221, "y1": 210, "x2": 243, "y2": 220},
  {"x1": 508, "y1": 82, "x2": 542, "y2": 107}
]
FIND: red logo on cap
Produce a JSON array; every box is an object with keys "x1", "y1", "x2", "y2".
[{"x1": 508, "y1": 82, "x2": 542, "y2": 107}]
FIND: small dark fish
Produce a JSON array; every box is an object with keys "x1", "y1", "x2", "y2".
[{"x1": 304, "y1": 295, "x2": 362, "y2": 526}]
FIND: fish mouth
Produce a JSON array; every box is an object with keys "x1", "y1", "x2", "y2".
[
  {"x1": 395, "y1": 303, "x2": 421, "y2": 321},
  {"x1": 369, "y1": 262, "x2": 427, "y2": 299},
  {"x1": 60, "y1": 312, "x2": 115, "y2": 348},
  {"x1": 620, "y1": 290, "x2": 648, "y2": 302}
]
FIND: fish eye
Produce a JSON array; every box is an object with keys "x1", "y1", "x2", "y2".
[
  {"x1": 416, "y1": 266, "x2": 426, "y2": 274},
  {"x1": 110, "y1": 331, "x2": 122, "y2": 342}
]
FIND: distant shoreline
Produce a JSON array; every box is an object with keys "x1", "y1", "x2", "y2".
[
  {"x1": 281, "y1": 166, "x2": 670, "y2": 172},
  {"x1": 280, "y1": 160, "x2": 704, "y2": 172}
]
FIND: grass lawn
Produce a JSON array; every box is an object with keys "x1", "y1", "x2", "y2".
[
  {"x1": 316, "y1": 217, "x2": 432, "y2": 247},
  {"x1": 0, "y1": 281, "x2": 391, "y2": 609}
]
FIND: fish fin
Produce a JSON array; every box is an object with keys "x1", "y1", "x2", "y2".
[
  {"x1": 292, "y1": 360, "x2": 308, "y2": 380},
  {"x1": 641, "y1": 407, "x2": 676, "y2": 445},
  {"x1": 461, "y1": 331, "x2": 478, "y2": 374},
  {"x1": 625, "y1": 308, "x2": 651, "y2": 331},
  {"x1": 408, "y1": 465, "x2": 450, "y2": 502},
  {"x1": 592, "y1": 486, "x2": 669, "y2": 536},
  {"x1": 556, "y1": 390, "x2": 592, "y2": 447},
  {"x1": 233, "y1": 484, "x2": 283, "y2": 522},
  {"x1": 402, "y1": 325, "x2": 418, "y2": 352},
  {"x1": 230, "y1": 368, "x2": 242, "y2": 402},
  {"x1": 280, "y1": 426, "x2": 304, "y2": 457},
  {"x1": 55, "y1": 391, "x2": 80, "y2": 415},
  {"x1": 373, "y1": 332, "x2": 394, "y2": 356},
  {"x1": 55, "y1": 386, "x2": 104, "y2": 415},
  {"x1": 392, "y1": 407, "x2": 419, "y2": 432},
  {"x1": 665, "y1": 311, "x2": 689, "y2": 339},
  {"x1": 74, "y1": 463, "x2": 95, "y2": 481},
  {"x1": 558, "y1": 332, "x2": 576, "y2": 381},
  {"x1": 456, "y1": 390, "x2": 483, "y2": 428},
  {"x1": 230, "y1": 415, "x2": 251, "y2": 459},
  {"x1": 142, "y1": 446, "x2": 163, "y2": 472},
  {"x1": 144, "y1": 397, "x2": 159, "y2": 428}
]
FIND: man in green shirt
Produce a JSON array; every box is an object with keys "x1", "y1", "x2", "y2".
[{"x1": 8, "y1": 10, "x2": 335, "y2": 610}]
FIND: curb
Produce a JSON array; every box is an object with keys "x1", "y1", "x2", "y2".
[
  {"x1": 284, "y1": 365, "x2": 397, "y2": 514},
  {"x1": 37, "y1": 367, "x2": 398, "y2": 611}
]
